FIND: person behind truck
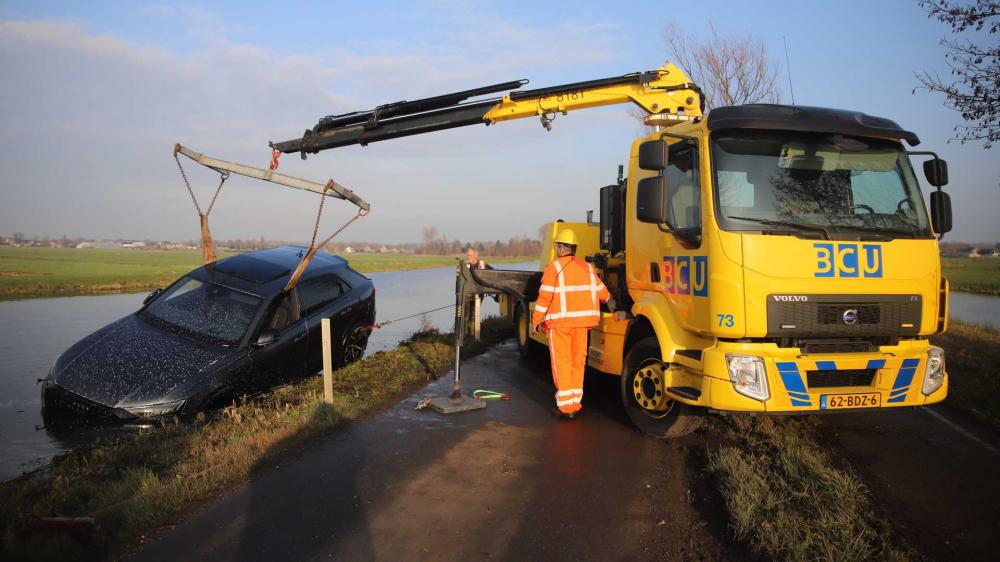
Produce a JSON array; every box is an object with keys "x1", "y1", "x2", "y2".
[
  {"x1": 531, "y1": 230, "x2": 613, "y2": 419},
  {"x1": 466, "y1": 248, "x2": 492, "y2": 270}
]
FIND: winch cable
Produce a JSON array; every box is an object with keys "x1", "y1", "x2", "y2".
[
  {"x1": 365, "y1": 304, "x2": 455, "y2": 331},
  {"x1": 174, "y1": 148, "x2": 229, "y2": 264},
  {"x1": 282, "y1": 184, "x2": 368, "y2": 292}
]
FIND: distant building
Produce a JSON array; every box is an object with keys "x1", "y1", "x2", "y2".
[
  {"x1": 75, "y1": 242, "x2": 94, "y2": 249},
  {"x1": 969, "y1": 248, "x2": 982, "y2": 258},
  {"x1": 344, "y1": 246, "x2": 354, "y2": 253}
]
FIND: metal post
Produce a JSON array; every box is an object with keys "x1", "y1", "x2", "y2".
[
  {"x1": 322, "y1": 318, "x2": 333, "y2": 404},
  {"x1": 451, "y1": 264, "x2": 464, "y2": 399},
  {"x1": 473, "y1": 294, "x2": 481, "y2": 342}
]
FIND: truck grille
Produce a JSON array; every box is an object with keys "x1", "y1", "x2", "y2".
[
  {"x1": 767, "y1": 294, "x2": 921, "y2": 337},
  {"x1": 818, "y1": 304, "x2": 880, "y2": 325},
  {"x1": 806, "y1": 369, "x2": 876, "y2": 388},
  {"x1": 801, "y1": 341, "x2": 875, "y2": 354}
]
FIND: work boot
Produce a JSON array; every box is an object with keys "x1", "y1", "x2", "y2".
[{"x1": 550, "y1": 405, "x2": 576, "y2": 420}]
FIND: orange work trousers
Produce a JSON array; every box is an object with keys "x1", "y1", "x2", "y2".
[{"x1": 547, "y1": 327, "x2": 588, "y2": 414}]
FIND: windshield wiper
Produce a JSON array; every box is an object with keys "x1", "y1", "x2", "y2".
[
  {"x1": 830, "y1": 224, "x2": 920, "y2": 239},
  {"x1": 726, "y1": 216, "x2": 830, "y2": 239}
]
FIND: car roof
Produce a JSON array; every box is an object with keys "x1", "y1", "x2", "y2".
[{"x1": 191, "y1": 246, "x2": 351, "y2": 297}]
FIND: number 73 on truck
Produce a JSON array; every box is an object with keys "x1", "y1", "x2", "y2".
[{"x1": 271, "y1": 63, "x2": 953, "y2": 436}]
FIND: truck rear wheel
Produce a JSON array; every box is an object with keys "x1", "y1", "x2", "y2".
[
  {"x1": 621, "y1": 337, "x2": 702, "y2": 438},
  {"x1": 515, "y1": 303, "x2": 544, "y2": 360}
]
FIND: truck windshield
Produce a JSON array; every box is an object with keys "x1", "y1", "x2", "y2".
[{"x1": 712, "y1": 132, "x2": 932, "y2": 239}]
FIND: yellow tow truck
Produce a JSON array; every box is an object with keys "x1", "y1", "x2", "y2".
[{"x1": 272, "y1": 63, "x2": 953, "y2": 436}]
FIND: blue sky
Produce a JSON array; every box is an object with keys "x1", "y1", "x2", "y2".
[{"x1": 1, "y1": 0, "x2": 997, "y2": 243}]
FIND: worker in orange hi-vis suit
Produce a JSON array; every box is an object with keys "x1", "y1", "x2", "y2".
[{"x1": 531, "y1": 230, "x2": 614, "y2": 419}]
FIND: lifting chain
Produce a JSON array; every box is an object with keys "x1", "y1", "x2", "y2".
[
  {"x1": 174, "y1": 148, "x2": 229, "y2": 264},
  {"x1": 282, "y1": 183, "x2": 369, "y2": 292}
]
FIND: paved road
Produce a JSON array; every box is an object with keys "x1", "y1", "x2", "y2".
[
  {"x1": 130, "y1": 342, "x2": 743, "y2": 562},
  {"x1": 128, "y1": 339, "x2": 1000, "y2": 561}
]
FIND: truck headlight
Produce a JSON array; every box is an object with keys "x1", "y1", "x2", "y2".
[
  {"x1": 122, "y1": 400, "x2": 186, "y2": 418},
  {"x1": 921, "y1": 347, "x2": 945, "y2": 395},
  {"x1": 726, "y1": 354, "x2": 770, "y2": 401}
]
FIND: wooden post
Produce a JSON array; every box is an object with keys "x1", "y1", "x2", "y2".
[{"x1": 321, "y1": 318, "x2": 333, "y2": 404}]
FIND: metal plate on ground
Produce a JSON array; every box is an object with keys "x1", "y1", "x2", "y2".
[{"x1": 427, "y1": 395, "x2": 487, "y2": 414}]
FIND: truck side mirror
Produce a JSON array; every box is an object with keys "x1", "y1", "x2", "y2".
[
  {"x1": 638, "y1": 140, "x2": 668, "y2": 170},
  {"x1": 923, "y1": 158, "x2": 948, "y2": 187},
  {"x1": 637, "y1": 177, "x2": 668, "y2": 223},
  {"x1": 930, "y1": 190, "x2": 952, "y2": 235}
]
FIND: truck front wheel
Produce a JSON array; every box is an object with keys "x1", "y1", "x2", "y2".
[{"x1": 621, "y1": 337, "x2": 702, "y2": 438}]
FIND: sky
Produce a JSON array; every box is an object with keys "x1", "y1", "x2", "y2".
[{"x1": 0, "y1": 0, "x2": 997, "y2": 244}]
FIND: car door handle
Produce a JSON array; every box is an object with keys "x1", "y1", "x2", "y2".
[{"x1": 293, "y1": 333, "x2": 307, "y2": 343}]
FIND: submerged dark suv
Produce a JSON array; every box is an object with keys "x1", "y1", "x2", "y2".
[{"x1": 43, "y1": 246, "x2": 375, "y2": 419}]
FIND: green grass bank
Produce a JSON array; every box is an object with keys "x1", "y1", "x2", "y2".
[
  {"x1": 0, "y1": 247, "x2": 536, "y2": 299},
  {"x1": 706, "y1": 415, "x2": 910, "y2": 562},
  {"x1": 0, "y1": 320, "x2": 512, "y2": 561},
  {"x1": 931, "y1": 320, "x2": 1000, "y2": 432},
  {"x1": 941, "y1": 257, "x2": 1000, "y2": 296}
]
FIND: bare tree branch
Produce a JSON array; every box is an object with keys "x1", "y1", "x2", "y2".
[
  {"x1": 916, "y1": 0, "x2": 999, "y2": 148},
  {"x1": 662, "y1": 22, "x2": 782, "y2": 110}
]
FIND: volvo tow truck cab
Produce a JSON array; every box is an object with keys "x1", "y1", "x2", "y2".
[{"x1": 272, "y1": 65, "x2": 953, "y2": 436}]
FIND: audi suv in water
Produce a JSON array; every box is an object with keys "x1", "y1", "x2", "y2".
[{"x1": 42, "y1": 246, "x2": 375, "y2": 420}]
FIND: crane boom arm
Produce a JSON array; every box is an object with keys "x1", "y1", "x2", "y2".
[{"x1": 271, "y1": 63, "x2": 703, "y2": 158}]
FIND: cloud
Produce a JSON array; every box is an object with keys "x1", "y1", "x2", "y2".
[{"x1": 0, "y1": 14, "x2": 635, "y2": 244}]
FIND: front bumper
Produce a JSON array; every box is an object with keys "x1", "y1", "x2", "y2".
[
  {"x1": 40, "y1": 382, "x2": 175, "y2": 421},
  {"x1": 673, "y1": 339, "x2": 947, "y2": 413}
]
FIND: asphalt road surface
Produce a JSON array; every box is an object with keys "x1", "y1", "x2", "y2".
[
  {"x1": 128, "y1": 341, "x2": 1000, "y2": 561},
  {"x1": 128, "y1": 342, "x2": 744, "y2": 562}
]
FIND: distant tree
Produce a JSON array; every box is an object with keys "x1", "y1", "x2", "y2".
[
  {"x1": 916, "y1": 0, "x2": 1000, "y2": 147},
  {"x1": 662, "y1": 22, "x2": 783, "y2": 109}
]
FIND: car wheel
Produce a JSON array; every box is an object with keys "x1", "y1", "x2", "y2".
[
  {"x1": 621, "y1": 337, "x2": 702, "y2": 438},
  {"x1": 340, "y1": 321, "x2": 370, "y2": 366},
  {"x1": 515, "y1": 302, "x2": 544, "y2": 360}
]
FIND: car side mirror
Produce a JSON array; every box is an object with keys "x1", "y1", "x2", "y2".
[
  {"x1": 638, "y1": 140, "x2": 668, "y2": 170},
  {"x1": 930, "y1": 190, "x2": 952, "y2": 235},
  {"x1": 923, "y1": 158, "x2": 948, "y2": 187},
  {"x1": 142, "y1": 288, "x2": 162, "y2": 306},
  {"x1": 254, "y1": 329, "x2": 279, "y2": 348},
  {"x1": 636, "y1": 177, "x2": 668, "y2": 223}
]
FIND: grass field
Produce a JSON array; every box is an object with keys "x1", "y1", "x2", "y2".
[
  {"x1": 941, "y1": 258, "x2": 1000, "y2": 296},
  {"x1": 0, "y1": 247, "x2": 536, "y2": 299}
]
